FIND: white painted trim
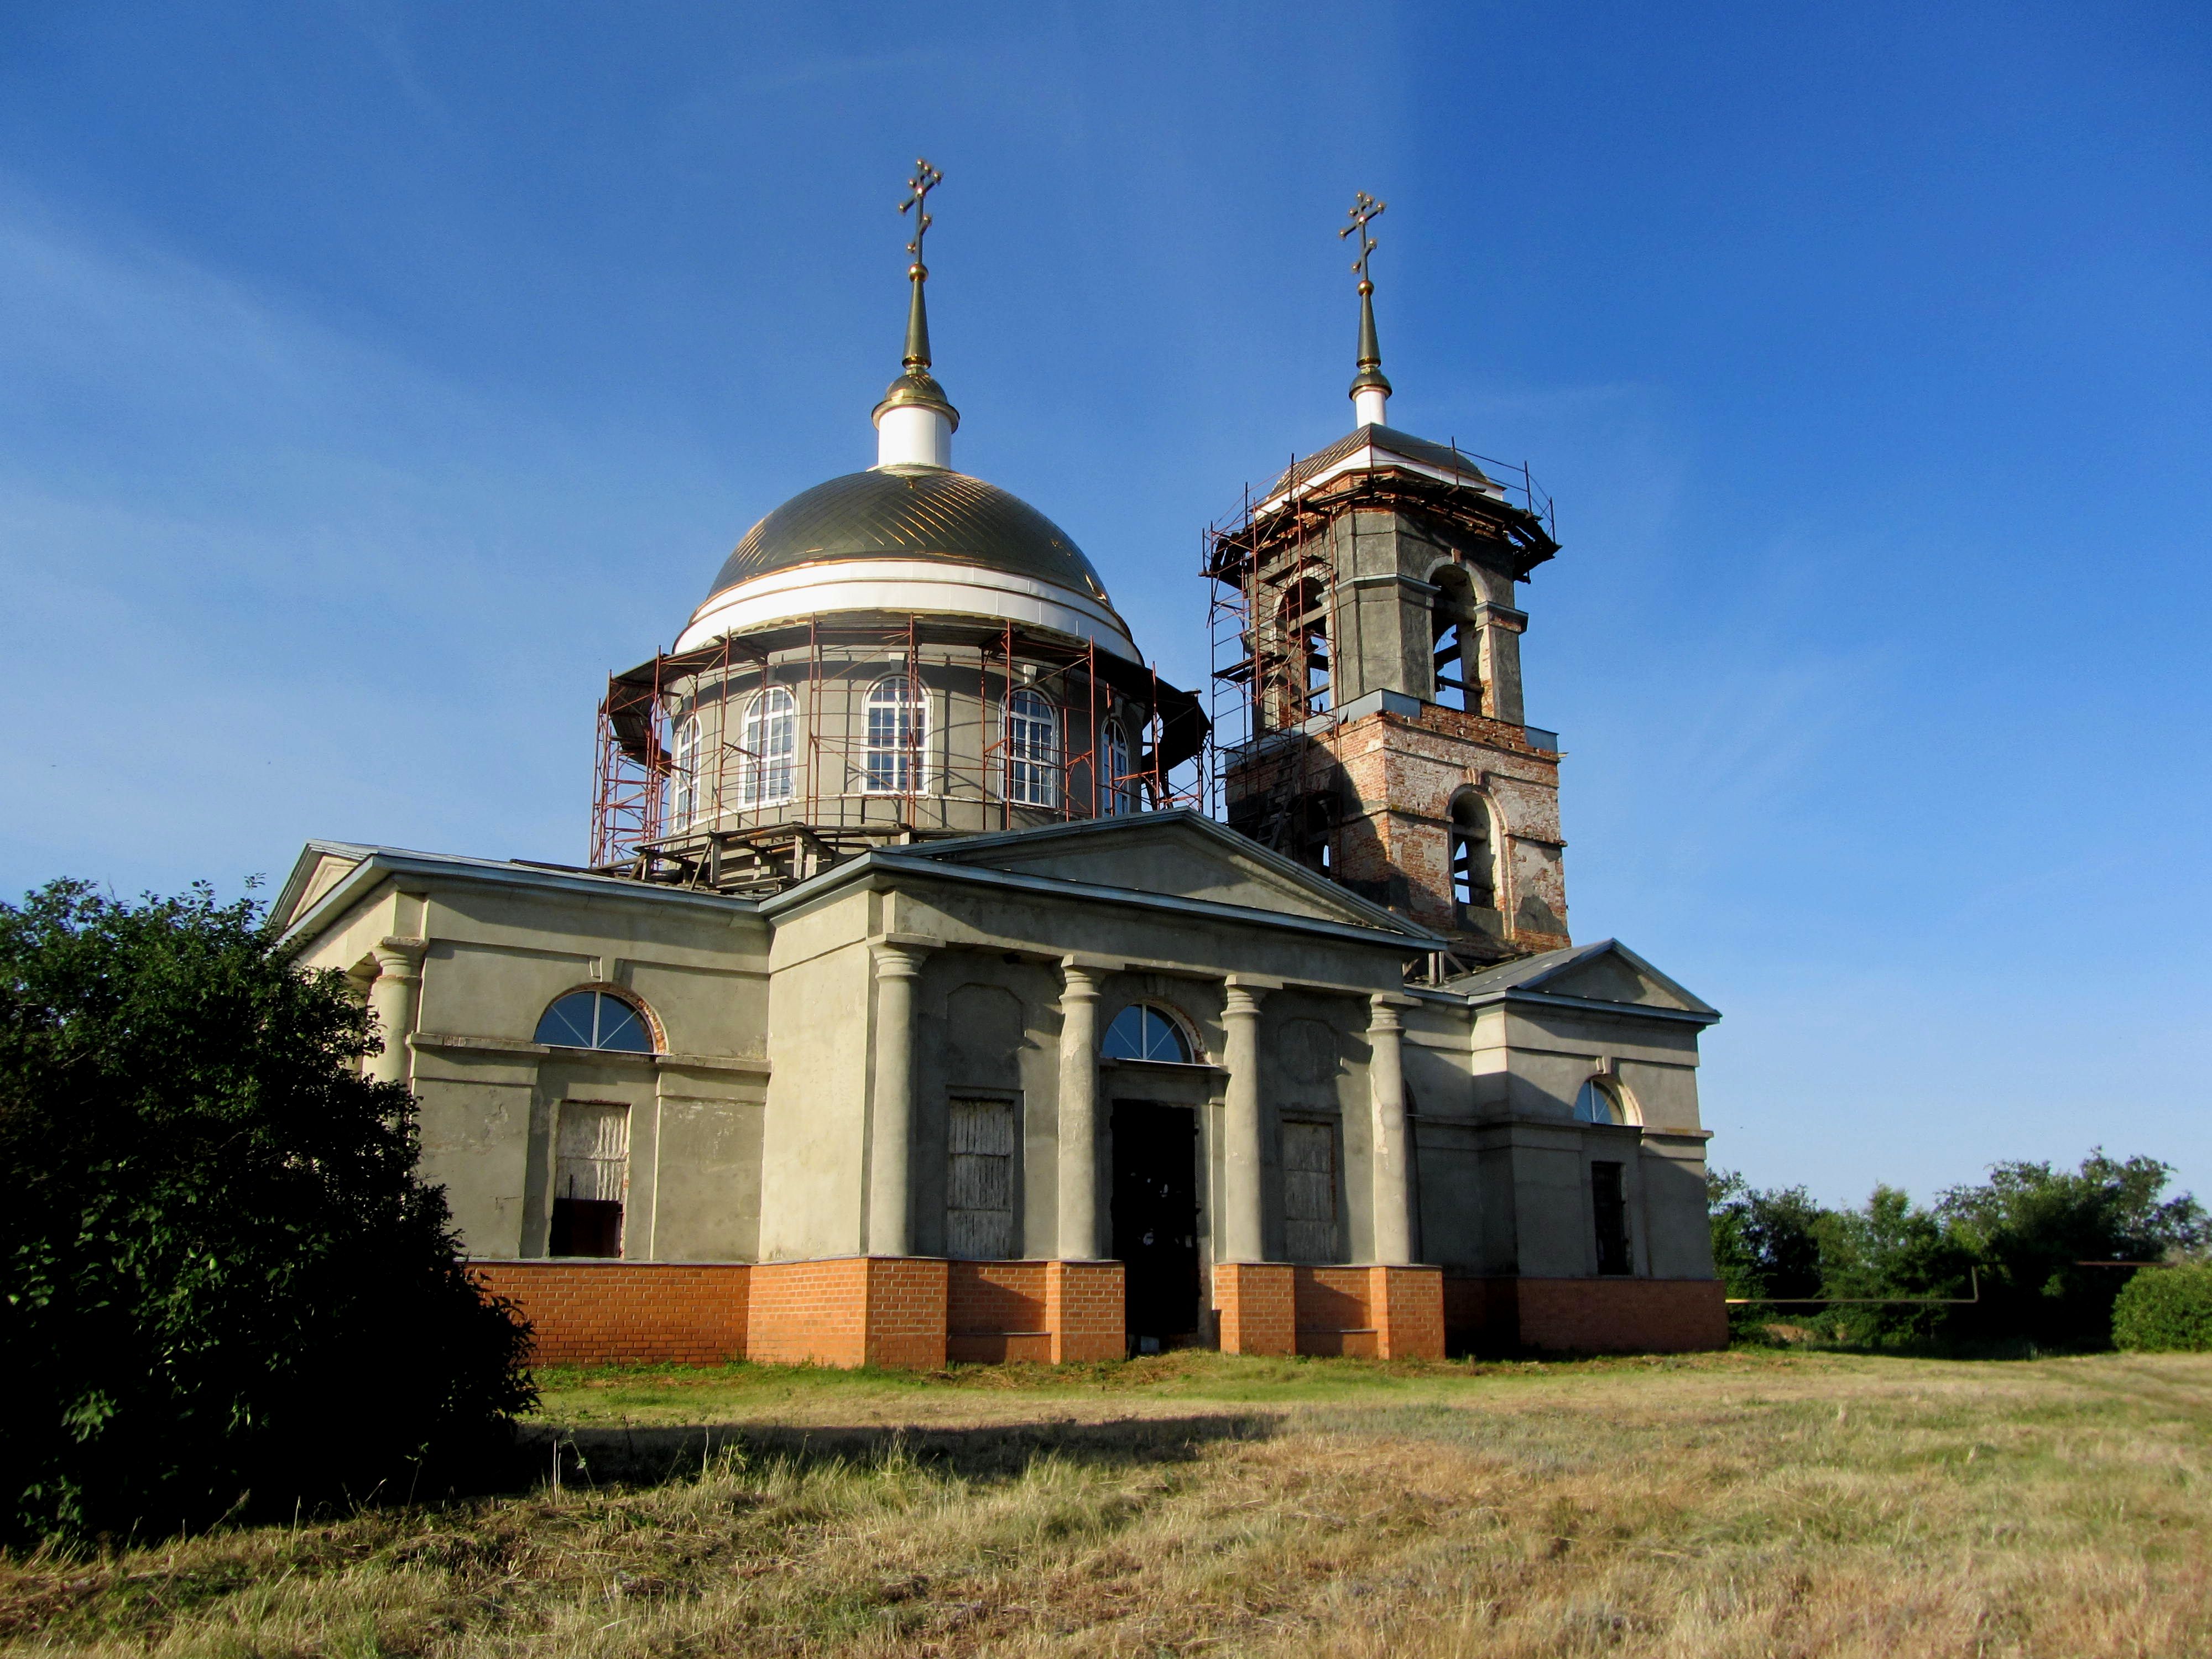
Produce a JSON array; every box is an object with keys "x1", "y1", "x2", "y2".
[{"x1": 677, "y1": 558, "x2": 1141, "y2": 660}]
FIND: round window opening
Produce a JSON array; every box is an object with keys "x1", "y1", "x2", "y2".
[
  {"x1": 1573, "y1": 1077, "x2": 1630, "y2": 1125},
  {"x1": 1101, "y1": 1003, "x2": 1192, "y2": 1064},
  {"x1": 535, "y1": 990, "x2": 654, "y2": 1054}
]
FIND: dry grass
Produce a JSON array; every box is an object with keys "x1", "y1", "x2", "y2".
[{"x1": 6, "y1": 1349, "x2": 2209, "y2": 1656}]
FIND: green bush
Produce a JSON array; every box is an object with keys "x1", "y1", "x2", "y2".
[
  {"x1": 1710, "y1": 1155, "x2": 2207, "y2": 1352},
  {"x1": 2, "y1": 881, "x2": 535, "y2": 1545},
  {"x1": 2112, "y1": 1264, "x2": 2212, "y2": 1352}
]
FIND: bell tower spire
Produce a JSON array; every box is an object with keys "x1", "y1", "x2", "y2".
[
  {"x1": 1342, "y1": 191, "x2": 1392, "y2": 426},
  {"x1": 873, "y1": 158, "x2": 961, "y2": 469}
]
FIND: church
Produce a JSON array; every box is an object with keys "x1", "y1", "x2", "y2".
[{"x1": 275, "y1": 172, "x2": 1727, "y2": 1365}]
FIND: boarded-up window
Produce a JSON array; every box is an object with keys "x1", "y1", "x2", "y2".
[
  {"x1": 947, "y1": 1098, "x2": 1017, "y2": 1260},
  {"x1": 1282, "y1": 1119, "x2": 1338, "y2": 1262},
  {"x1": 551, "y1": 1102, "x2": 628, "y2": 1258}
]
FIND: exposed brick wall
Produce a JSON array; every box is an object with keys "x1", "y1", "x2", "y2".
[
  {"x1": 748, "y1": 1258, "x2": 874, "y2": 1367},
  {"x1": 1293, "y1": 1266, "x2": 1372, "y2": 1332},
  {"x1": 468, "y1": 1261, "x2": 750, "y2": 1366},
  {"x1": 861, "y1": 1257, "x2": 951, "y2": 1370},
  {"x1": 1215, "y1": 1262, "x2": 1296, "y2": 1355},
  {"x1": 947, "y1": 1260, "x2": 1050, "y2": 1364},
  {"x1": 1369, "y1": 1265, "x2": 1444, "y2": 1359},
  {"x1": 1286, "y1": 1264, "x2": 1443, "y2": 1359},
  {"x1": 1446, "y1": 1275, "x2": 1726, "y2": 1354},
  {"x1": 1045, "y1": 1260, "x2": 1126, "y2": 1362},
  {"x1": 476, "y1": 1256, "x2": 1130, "y2": 1372},
  {"x1": 1228, "y1": 705, "x2": 1571, "y2": 951}
]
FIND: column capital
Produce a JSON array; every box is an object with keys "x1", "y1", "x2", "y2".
[
  {"x1": 870, "y1": 937, "x2": 935, "y2": 977},
  {"x1": 1366, "y1": 999, "x2": 1404, "y2": 1034},
  {"x1": 1222, "y1": 984, "x2": 1267, "y2": 1020},
  {"x1": 1058, "y1": 956, "x2": 1107, "y2": 997},
  {"x1": 372, "y1": 936, "x2": 427, "y2": 979}
]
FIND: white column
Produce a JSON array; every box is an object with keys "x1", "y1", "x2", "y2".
[
  {"x1": 1367, "y1": 994, "x2": 1415, "y2": 1264},
  {"x1": 366, "y1": 936, "x2": 426, "y2": 1088},
  {"x1": 1220, "y1": 983, "x2": 1269, "y2": 1262},
  {"x1": 1056, "y1": 960, "x2": 1103, "y2": 1259},
  {"x1": 867, "y1": 941, "x2": 927, "y2": 1256}
]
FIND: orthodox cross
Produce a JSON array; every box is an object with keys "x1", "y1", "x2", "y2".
[
  {"x1": 1340, "y1": 191, "x2": 1386, "y2": 289},
  {"x1": 899, "y1": 158, "x2": 943, "y2": 270}
]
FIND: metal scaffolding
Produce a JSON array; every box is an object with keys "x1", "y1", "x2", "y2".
[{"x1": 588, "y1": 615, "x2": 1207, "y2": 894}]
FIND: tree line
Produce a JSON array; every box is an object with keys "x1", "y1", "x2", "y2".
[{"x1": 1709, "y1": 1154, "x2": 2208, "y2": 1350}]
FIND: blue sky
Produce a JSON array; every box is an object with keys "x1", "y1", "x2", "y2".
[{"x1": 3, "y1": 3, "x2": 2206, "y2": 1208}]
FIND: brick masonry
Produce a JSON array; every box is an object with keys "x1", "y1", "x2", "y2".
[
  {"x1": 1214, "y1": 1261, "x2": 1296, "y2": 1355},
  {"x1": 1045, "y1": 1260, "x2": 1126, "y2": 1363},
  {"x1": 1290, "y1": 1265, "x2": 1444, "y2": 1359},
  {"x1": 474, "y1": 1260, "x2": 1700, "y2": 1368},
  {"x1": 469, "y1": 1261, "x2": 751, "y2": 1366},
  {"x1": 474, "y1": 1256, "x2": 1124, "y2": 1371},
  {"x1": 946, "y1": 1260, "x2": 1051, "y2": 1364},
  {"x1": 1446, "y1": 1275, "x2": 1728, "y2": 1355}
]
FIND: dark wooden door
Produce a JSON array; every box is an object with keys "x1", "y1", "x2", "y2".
[{"x1": 1111, "y1": 1101, "x2": 1200, "y2": 1347}]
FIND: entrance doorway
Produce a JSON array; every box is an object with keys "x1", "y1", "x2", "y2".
[{"x1": 1110, "y1": 1100, "x2": 1201, "y2": 1349}]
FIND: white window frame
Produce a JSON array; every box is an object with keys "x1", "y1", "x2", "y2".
[
  {"x1": 668, "y1": 715, "x2": 701, "y2": 831},
  {"x1": 739, "y1": 686, "x2": 797, "y2": 808},
  {"x1": 1005, "y1": 686, "x2": 1060, "y2": 808},
  {"x1": 1101, "y1": 718, "x2": 1133, "y2": 816},
  {"x1": 863, "y1": 672, "x2": 927, "y2": 795}
]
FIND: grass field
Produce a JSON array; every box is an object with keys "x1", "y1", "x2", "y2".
[{"x1": 6, "y1": 1348, "x2": 2209, "y2": 1656}]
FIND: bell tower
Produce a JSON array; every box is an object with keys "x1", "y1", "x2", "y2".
[{"x1": 1212, "y1": 197, "x2": 1567, "y2": 967}]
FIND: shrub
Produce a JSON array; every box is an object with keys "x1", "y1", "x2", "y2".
[
  {"x1": 1939, "y1": 1153, "x2": 2208, "y2": 1350},
  {"x1": 1, "y1": 880, "x2": 535, "y2": 1545},
  {"x1": 2112, "y1": 1264, "x2": 2212, "y2": 1352}
]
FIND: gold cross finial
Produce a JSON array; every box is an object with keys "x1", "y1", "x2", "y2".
[
  {"x1": 899, "y1": 158, "x2": 943, "y2": 274},
  {"x1": 1340, "y1": 191, "x2": 1386, "y2": 292}
]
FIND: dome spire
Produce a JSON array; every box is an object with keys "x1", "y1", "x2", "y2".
[
  {"x1": 1341, "y1": 191, "x2": 1392, "y2": 426},
  {"x1": 873, "y1": 158, "x2": 960, "y2": 469}
]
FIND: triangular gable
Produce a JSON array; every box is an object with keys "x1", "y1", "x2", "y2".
[
  {"x1": 272, "y1": 841, "x2": 373, "y2": 933},
  {"x1": 1450, "y1": 938, "x2": 1717, "y2": 1018},
  {"x1": 907, "y1": 810, "x2": 1438, "y2": 941}
]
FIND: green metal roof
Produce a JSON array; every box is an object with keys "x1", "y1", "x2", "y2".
[{"x1": 707, "y1": 466, "x2": 1114, "y2": 604}]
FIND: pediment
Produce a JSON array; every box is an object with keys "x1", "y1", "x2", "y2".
[
  {"x1": 273, "y1": 842, "x2": 371, "y2": 932},
  {"x1": 911, "y1": 811, "x2": 1434, "y2": 940},
  {"x1": 1451, "y1": 938, "x2": 1716, "y2": 1018}
]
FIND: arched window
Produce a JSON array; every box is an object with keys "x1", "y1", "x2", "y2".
[
  {"x1": 865, "y1": 674, "x2": 925, "y2": 794},
  {"x1": 1005, "y1": 687, "x2": 1060, "y2": 807},
  {"x1": 1450, "y1": 791, "x2": 1496, "y2": 913},
  {"x1": 1100, "y1": 719, "x2": 1134, "y2": 816},
  {"x1": 740, "y1": 687, "x2": 796, "y2": 808},
  {"x1": 1574, "y1": 1077, "x2": 1632, "y2": 1125},
  {"x1": 667, "y1": 716, "x2": 701, "y2": 831},
  {"x1": 1432, "y1": 565, "x2": 1483, "y2": 713},
  {"x1": 1101, "y1": 1003, "x2": 1193, "y2": 1063},
  {"x1": 534, "y1": 989, "x2": 655, "y2": 1053}
]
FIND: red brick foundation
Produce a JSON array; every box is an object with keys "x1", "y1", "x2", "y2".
[
  {"x1": 1289, "y1": 1265, "x2": 1444, "y2": 1359},
  {"x1": 468, "y1": 1261, "x2": 750, "y2": 1366},
  {"x1": 947, "y1": 1261, "x2": 1052, "y2": 1364},
  {"x1": 472, "y1": 1256, "x2": 1126, "y2": 1371},
  {"x1": 749, "y1": 1256, "x2": 949, "y2": 1369},
  {"x1": 1044, "y1": 1260, "x2": 1126, "y2": 1362},
  {"x1": 1445, "y1": 1275, "x2": 1728, "y2": 1354},
  {"x1": 1214, "y1": 1262, "x2": 1296, "y2": 1354},
  {"x1": 1368, "y1": 1265, "x2": 1446, "y2": 1359}
]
